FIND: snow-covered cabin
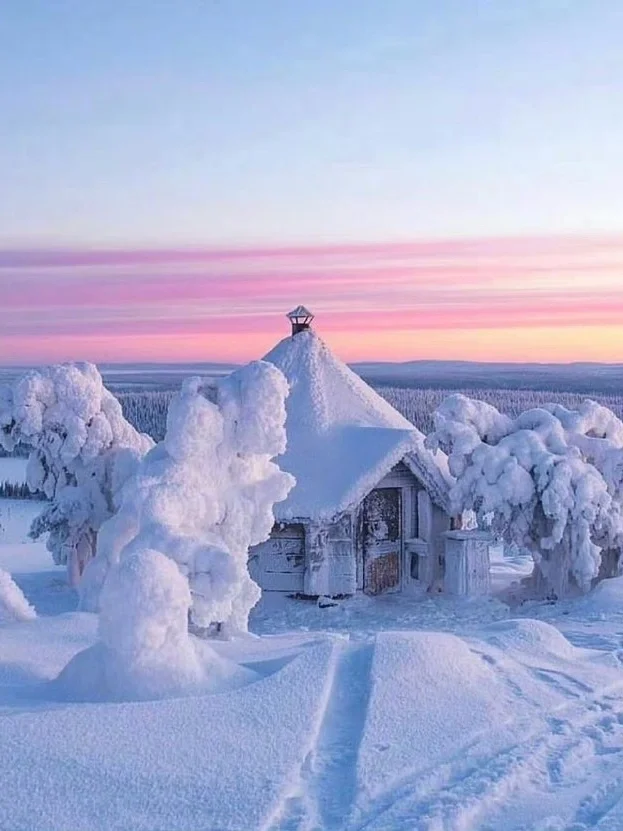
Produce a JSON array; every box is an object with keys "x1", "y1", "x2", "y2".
[{"x1": 248, "y1": 307, "x2": 455, "y2": 597}]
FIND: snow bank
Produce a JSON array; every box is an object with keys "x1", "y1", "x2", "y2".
[
  {"x1": 54, "y1": 549, "x2": 254, "y2": 702},
  {"x1": 573, "y1": 575, "x2": 623, "y2": 617},
  {"x1": 0, "y1": 569, "x2": 36, "y2": 623},
  {"x1": 0, "y1": 631, "x2": 338, "y2": 831},
  {"x1": 357, "y1": 630, "x2": 511, "y2": 803},
  {"x1": 480, "y1": 618, "x2": 579, "y2": 662},
  {"x1": 354, "y1": 622, "x2": 623, "y2": 828},
  {"x1": 81, "y1": 361, "x2": 294, "y2": 633},
  {"x1": 0, "y1": 363, "x2": 153, "y2": 584},
  {"x1": 427, "y1": 394, "x2": 623, "y2": 595}
]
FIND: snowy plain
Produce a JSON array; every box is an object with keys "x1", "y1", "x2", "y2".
[{"x1": 4, "y1": 500, "x2": 623, "y2": 829}]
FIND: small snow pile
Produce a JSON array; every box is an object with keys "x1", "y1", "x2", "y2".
[
  {"x1": 53, "y1": 549, "x2": 254, "y2": 702},
  {"x1": 80, "y1": 360, "x2": 294, "y2": 633},
  {"x1": 481, "y1": 618, "x2": 579, "y2": 662},
  {"x1": 427, "y1": 395, "x2": 623, "y2": 597},
  {"x1": 0, "y1": 569, "x2": 36, "y2": 623},
  {"x1": 0, "y1": 363, "x2": 153, "y2": 585},
  {"x1": 574, "y1": 575, "x2": 623, "y2": 618}
]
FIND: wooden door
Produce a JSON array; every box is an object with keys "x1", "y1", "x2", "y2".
[{"x1": 363, "y1": 487, "x2": 402, "y2": 595}]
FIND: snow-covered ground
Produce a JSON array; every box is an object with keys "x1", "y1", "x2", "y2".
[{"x1": 3, "y1": 499, "x2": 623, "y2": 830}]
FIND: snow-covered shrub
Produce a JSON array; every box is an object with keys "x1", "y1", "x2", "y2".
[
  {"x1": 0, "y1": 364, "x2": 153, "y2": 585},
  {"x1": 80, "y1": 360, "x2": 295, "y2": 634},
  {"x1": 0, "y1": 570, "x2": 36, "y2": 623},
  {"x1": 53, "y1": 549, "x2": 255, "y2": 701},
  {"x1": 378, "y1": 386, "x2": 623, "y2": 435},
  {"x1": 427, "y1": 395, "x2": 623, "y2": 597}
]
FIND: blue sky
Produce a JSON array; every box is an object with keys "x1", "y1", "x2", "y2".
[{"x1": 2, "y1": 1, "x2": 623, "y2": 245}]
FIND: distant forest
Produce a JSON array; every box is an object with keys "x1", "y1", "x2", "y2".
[
  {"x1": 117, "y1": 387, "x2": 623, "y2": 442},
  {"x1": 2, "y1": 386, "x2": 622, "y2": 457}
]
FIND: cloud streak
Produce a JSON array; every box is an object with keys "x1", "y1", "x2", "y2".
[{"x1": 2, "y1": 233, "x2": 623, "y2": 363}]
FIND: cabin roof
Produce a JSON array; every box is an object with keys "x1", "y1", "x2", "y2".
[{"x1": 263, "y1": 328, "x2": 452, "y2": 520}]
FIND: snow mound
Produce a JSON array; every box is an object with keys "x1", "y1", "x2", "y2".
[
  {"x1": 480, "y1": 618, "x2": 579, "y2": 661},
  {"x1": 0, "y1": 569, "x2": 36, "y2": 623},
  {"x1": 574, "y1": 575, "x2": 623, "y2": 617},
  {"x1": 54, "y1": 550, "x2": 255, "y2": 702},
  {"x1": 358, "y1": 630, "x2": 511, "y2": 799},
  {"x1": 0, "y1": 634, "x2": 338, "y2": 831},
  {"x1": 264, "y1": 328, "x2": 450, "y2": 519}
]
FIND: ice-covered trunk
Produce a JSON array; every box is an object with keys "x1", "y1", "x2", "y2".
[
  {"x1": 530, "y1": 541, "x2": 575, "y2": 599},
  {"x1": 68, "y1": 529, "x2": 97, "y2": 588},
  {"x1": 527, "y1": 517, "x2": 584, "y2": 599},
  {"x1": 596, "y1": 547, "x2": 622, "y2": 583}
]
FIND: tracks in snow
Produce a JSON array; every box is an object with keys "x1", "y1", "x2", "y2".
[
  {"x1": 267, "y1": 634, "x2": 623, "y2": 831},
  {"x1": 354, "y1": 684, "x2": 623, "y2": 831},
  {"x1": 267, "y1": 637, "x2": 374, "y2": 831}
]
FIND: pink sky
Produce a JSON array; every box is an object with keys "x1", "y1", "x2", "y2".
[{"x1": 2, "y1": 233, "x2": 623, "y2": 365}]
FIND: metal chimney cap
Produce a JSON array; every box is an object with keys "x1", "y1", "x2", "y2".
[{"x1": 286, "y1": 305, "x2": 314, "y2": 335}]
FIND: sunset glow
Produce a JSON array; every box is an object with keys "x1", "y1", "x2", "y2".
[
  {"x1": 3, "y1": 2, "x2": 623, "y2": 367},
  {"x1": 2, "y1": 234, "x2": 623, "y2": 364}
]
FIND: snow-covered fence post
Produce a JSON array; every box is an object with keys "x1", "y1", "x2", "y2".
[
  {"x1": 0, "y1": 363, "x2": 154, "y2": 586},
  {"x1": 426, "y1": 395, "x2": 623, "y2": 598}
]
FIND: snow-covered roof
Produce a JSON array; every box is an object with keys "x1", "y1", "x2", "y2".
[{"x1": 263, "y1": 328, "x2": 452, "y2": 521}]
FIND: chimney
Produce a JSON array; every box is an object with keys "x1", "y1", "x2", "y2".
[{"x1": 286, "y1": 305, "x2": 314, "y2": 336}]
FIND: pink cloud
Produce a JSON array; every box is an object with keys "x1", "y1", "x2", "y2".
[{"x1": 2, "y1": 233, "x2": 623, "y2": 363}]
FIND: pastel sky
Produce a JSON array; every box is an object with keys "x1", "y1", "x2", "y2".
[{"x1": 1, "y1": 2, "x2": 623, "y2": 364}]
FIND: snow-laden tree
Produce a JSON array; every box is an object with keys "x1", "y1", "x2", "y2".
[
  {"x1": 426, "y1": 394, "x2": 623, "y2": 597},
  {"x1": 0, "y1": 363, "x2": 153, "y2": 585},
  {"x1": 80, "y1": 360, "x2": 295, "y2": 633}
]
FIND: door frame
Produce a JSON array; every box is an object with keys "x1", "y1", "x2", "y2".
[{"x1": 362, "y1": 486, "x2": 403, "y2": 595}]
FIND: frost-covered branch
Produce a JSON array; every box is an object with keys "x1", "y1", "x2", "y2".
[
  {"x1": 80, "y1": 360, "x2": 295, "y2": 633},
  {"x1": 427, "y1": 394, "x2": 623, "y2": 596},
  {"x1": 0, "y1": 363, "x2": 153, "y2": 584}
]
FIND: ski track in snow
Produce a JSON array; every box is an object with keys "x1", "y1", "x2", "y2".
[
  {"x1": 267, "y1": 636, "x2": 374, "y2": 831},
  {"x1": 352, "y1": 681, "x2": 623, "y2": 831},
  {"x1": 266, "y1": 634, "x2": 623, "y2": 831}
]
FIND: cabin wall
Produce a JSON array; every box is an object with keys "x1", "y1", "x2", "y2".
[
  {"x1": 249, "y1": 460, "x2": 453, "y2": 598},
  {"x1": 303, "y1": 514, "x2": 356, "y2": 597},
  {"x1": 248, "y1": 523, "x2": 305, "y2": 593}
]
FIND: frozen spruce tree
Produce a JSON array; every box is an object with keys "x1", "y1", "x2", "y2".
[
  {"x1": 0, "y1": 363, "x2": 153, "y2": 585},
  {"x1": 80, "y1": 360, "x2": 295, "y2": 634},
  {"x1": 427, "y1": 394, "x2": 623, "y2": 598}
]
